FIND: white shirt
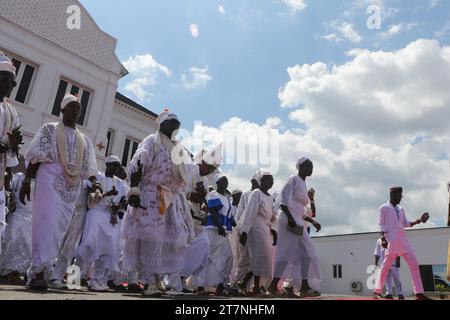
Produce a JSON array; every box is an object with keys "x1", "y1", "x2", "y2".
[{"x1": 379, "y1": 202, "x2": 414, "y2": 255}]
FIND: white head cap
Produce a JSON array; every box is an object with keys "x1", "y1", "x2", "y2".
[
  {"x1": 106, "y1": 155, "x2": 121, "y2": 165},
  {"x1": 202, "y1": 143, "x2": 223, "y2": 168},
  {"x1": 214, "y1": 173, "x2": 227, "y2": 184},
  {"x1": 231, "y1": 189, "x2": 243, "y2": 196},
  {"x1": 61, "y1": 93, "x2": 79, "y2": 110},
  {"x1": 0, "y1": 52, "x2": 15, "y2": 74},
  {"x1": 157, "y1": 108, "x2": 178, "y2": 127},
  {"x1": 296, "y1": 156, "x2": 311, "y2": 171},
  {"x1": 256, "y1": 170, "x2": 272, "y2": 185}
]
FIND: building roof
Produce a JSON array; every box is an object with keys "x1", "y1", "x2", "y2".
[
  {"x1": 115, "y1": 92, "x2": 158, "y2": 118},
  {"x1": 311, "y1": 226, "x2": 450, "y2": 240}
]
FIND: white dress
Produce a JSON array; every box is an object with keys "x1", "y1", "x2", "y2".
[
  {"x1": 0, "y1": 173, "x2": 33, "y2": 275},
  {"x1": 122, "y1": 133, "x2": 195, "y2": 284},
  {"x1": 200, "y1": 190, "x2": 234, "y2": 287},
  {"x1": 25, "y1": 123, "x2": 97, "y2": 280},
  {"x1": 0, "y1": 101, "x2": 20, "y2": 253},
  {"x1": 238, "y1": 190, "x2": 276, "y2": 278},
  {"x1": 180, "y1": 167, "x2": 210, "y2": 282},
  {"x1": 274, "y1": 175, "x2": 322, "y2": 288},
  {"x1": 76, "y1": 173, "x2": 129, "y2": 275}
]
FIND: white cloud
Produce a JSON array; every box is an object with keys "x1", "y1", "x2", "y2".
[
  {"x1": 282, "y1": 0, "x2": 307, "y2": 13},
  {"x1": 122, "y1": 54, "x2": 172, "y2": 101},
  {"x1": 190, "y1": 24, "x2": 200, "y2": 38},
  {"x1": 321, "y1": 33, "x2": 343, "y2": 43},
  {"x1": 430, "y1": 0, "x2": 441, "y2": 8},
  {"x1": 218, "y1": 5, "x2": 225, "y2": 14},
  {"x1": 380, "y1": 23, "x2": 417, "y2": 39},
  {"x1": 435, "y1": 19, "x2": 450, "y2": 38},
  {"x1": 177, "y1": 38, "x2": 450, "y2": 235},
  {"x1": 180, "y1": 66, "x2": 213, "y2": 90},
  {"x1": 337, "y1": 22, "x2": 363, "y2": 43},
  {"x1": 322, "y1": 21, "x2": 362, "y2": 44}
]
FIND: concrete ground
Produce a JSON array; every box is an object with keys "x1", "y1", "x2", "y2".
[{"x1": 1, "y1": 281, "x2": 442, "y2": 300}]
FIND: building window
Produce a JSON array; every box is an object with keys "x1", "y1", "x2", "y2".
[
  {"x1": 51, "y1": 79, "x2": 92, "y2": 126},
  {"x1": 121, "y1": 137, "x2": 140, "y2": 167},
  {"x1": 105, "y1": 129, "x2": 114, "y2": 157},
  {"x1": 3, "y1": 52, "x2": 38, "y2": 104},
  {"x1": 333, "y1": 265, "x2": 343, "y2": 279}
]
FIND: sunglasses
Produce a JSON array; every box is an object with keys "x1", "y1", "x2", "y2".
[{"x1": 0, "y1": 76, "x2": 17, "y2": 88}]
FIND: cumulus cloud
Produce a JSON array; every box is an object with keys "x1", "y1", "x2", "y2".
[
  {"x1": 218, "y1": 5, "x2": 225, "y2": 14},
  {"x1": 180, "y1": 66, "x2": 213, "y2": 90},
  {"x1": 380, "y1": 23, "x2": 417, "y2": 39},
  {"x1": 177, "y1": 39, "x2": 450, "y2": 235},
  {"x1": 122, "y1": 54, "x2": 172, "y2": 101},
  {"x1": 282, "y1": 0, "x2": 307, "y2": 13},
  {"x1": 322, "y1": 21, "x2": 362, "y2": 44}
]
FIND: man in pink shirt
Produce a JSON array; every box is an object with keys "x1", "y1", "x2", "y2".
[{"x1": 374, "y1": 186, "x2": 432, "y2": 300}]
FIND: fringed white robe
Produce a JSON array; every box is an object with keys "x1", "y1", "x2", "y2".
[
  {"x1": 25, "y1": 123, "x2": 97, "y2": 280},
  {"x1": 122, "y1": 133, "x2": 195, "y2": 284}
]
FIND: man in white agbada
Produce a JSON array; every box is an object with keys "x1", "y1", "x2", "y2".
[
  {"x1": 0, "y1": 173, "x2": 33, "y2": 279},
  {"x1": 122, "y1": 109, "x2": 195, "y2": 297},
  {"x1": 232, "y1": 172, "x2": 260, "y2": 287},
  {"x1": 20, "y1": 93, "x2": 97, "y2": 291},
  {"x1": 374, "y1": 187, "x2": 432, "y2": 300},
  {"x1": 0, "y1": 52, "x2": 23, "y2": 254},
  {"x1": 267, "y1": 157, "x2": 322, "y2": 298},
  {"x1": 374, "y1": 238, "x2": 404, "y2": 299},
  {"x1": 167, "y1": 146, "x2": 221, "y2": 294},
  {"x1": 201, "y1": 173, "x2": 235, "y2": 296},
  {"x1": 237, "y1": 172, "x2": 278, "y2": 296},
  {"x1": 74, "y1": 155, "x2": 129, "y2": 292}
]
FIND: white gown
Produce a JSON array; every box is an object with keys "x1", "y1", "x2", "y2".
[
  {"x1": 76, "y1": 173, "x2": 129, "y2": 276},
  {"x1": 0, "y1": 173, "x2": 33, "y2": 275},
  {"x1": 25, "y1": 123, "x2": 97, "y2": 280},
  {"x1": 238, "y1": 190, "x2": 276, "y2": 278},
  {"x1": 122, "y1": 132, "x2": 195, "y2": 284},
  {"x1": 274, "y1": 175, "x2": 322, "y2": 289}
]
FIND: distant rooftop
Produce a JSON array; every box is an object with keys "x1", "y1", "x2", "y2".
[
  {"x1": 311, "y1": 226, "x2": 449, "y2": 239},
  {"x1": 115, "y1": 92, "x2": 158, "y2": 118}
]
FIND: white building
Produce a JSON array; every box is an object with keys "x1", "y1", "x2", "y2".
[
  {"x1": 0, "y1": 0, "x2": 158, "y2": 170},
  {"x1": 312, "y1": 227, "x2": 450, "y2": 297}
]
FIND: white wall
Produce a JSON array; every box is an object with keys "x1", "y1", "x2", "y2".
[
  {"x1": 312, "y1": 227, "x2": 450, "y2": 296},
  {"x1": 0, "y1": 0, "x2": 124, "y2": 167},
  {"x1": 104, "y1": 99, "x2": 158, "y2": 171}
]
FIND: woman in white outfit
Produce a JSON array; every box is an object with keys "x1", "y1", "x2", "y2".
[{"x1": 267, "y1": 157, "x2": 322, "y2": 298}]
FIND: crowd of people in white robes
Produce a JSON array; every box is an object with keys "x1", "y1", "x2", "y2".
[{"x1": 0, "y1": 51, "x2": 434, "y2": 299}]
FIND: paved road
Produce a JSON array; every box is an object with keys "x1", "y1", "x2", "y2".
[{"x1": 0, "y1": 282, "x2": 426, "y2": 300}]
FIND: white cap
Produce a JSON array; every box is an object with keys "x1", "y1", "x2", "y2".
[
  {"x1": 61, "y1": 93, "x2": 79, "y2": 110},
  {"x1": 0, "y1": 52, "x2": 15, "y2": 74},
  {"x1": 157, "y1": 108, "x2": 178, "y2": 126},
  {"x1": 106, "y1": 155, "x2": 121, "y2": 164},
  {"x1": 231, "y1": 189, "x2": 242, "y2": 196}
]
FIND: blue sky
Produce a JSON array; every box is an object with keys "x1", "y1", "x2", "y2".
[
  {"x1": 79, "y1": 0, "x2": 450, "y2": 131},
  {"x1": 79, "y1": 0, "x2": 450, "y2": 234}
]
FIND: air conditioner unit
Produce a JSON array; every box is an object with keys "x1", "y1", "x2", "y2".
[{"x1": 351, "y1": 281, "x2": 363, "y2": 293}]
